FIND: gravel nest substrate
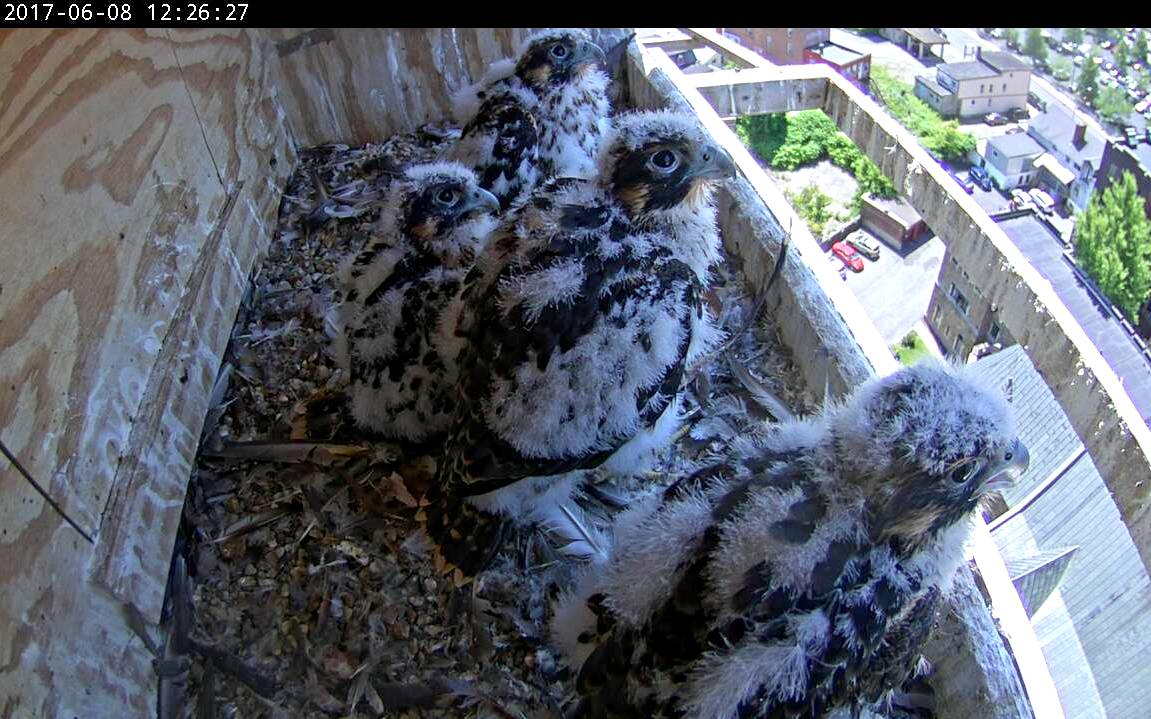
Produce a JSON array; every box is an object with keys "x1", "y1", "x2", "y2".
[{"x1": 162, "y1": 126, "x2": 814, "y2": 719}]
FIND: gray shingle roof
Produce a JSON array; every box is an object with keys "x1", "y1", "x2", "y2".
[
  {"x1": 978, "y1": 345, "x2": 1151, "y2": 718},
  {"x1": 993, "y1": 215, "x2": 1151, "y2": 422},
  {"x1": 1027, "y1": 106, "x2": 1107, "y2": 168},
  {"x1": 988, "y1": 132, "x2": 1045, "y2": 159},
  {"x1": 973, "y1": 345, "x2": 1082, "y2": 504}
]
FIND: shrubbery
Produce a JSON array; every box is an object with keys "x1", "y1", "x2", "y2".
[
  {"x1": 869, "y1": 67, "x2": 977, "y2": 161},
  {"x1": 736, "y1": 109, "x2": 897, "y2": 205}
]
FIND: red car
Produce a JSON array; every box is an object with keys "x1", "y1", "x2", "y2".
[{"x1": 831, "y1": 241, "x2": 865, "y2": 272}]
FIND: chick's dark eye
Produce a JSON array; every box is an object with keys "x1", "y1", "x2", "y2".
[
  {"x1": 950, "y1": 465, "x2": 971, "y2": 484},
  {"x1": 436, "y1": 188, "x2": 459, "y2": 206},
  {"x1": 551, "y1": 43, "x2": 568, "y2": 59},
  {"x1": 651, "y1": 150, "x2": 678, "y2": 171}
]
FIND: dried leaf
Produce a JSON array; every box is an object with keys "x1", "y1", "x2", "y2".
[{"x1": 388, "y1": 473, "x2": 419, "y2": 507}]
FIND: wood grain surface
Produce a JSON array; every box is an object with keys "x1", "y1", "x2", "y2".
[{"x1": 0, "y1": 28, "x2": 624, "y2": 715}]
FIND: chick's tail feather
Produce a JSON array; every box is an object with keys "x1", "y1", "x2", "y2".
[{"x1": 419, "y1": 484, "x2": 511, "y2": 578}]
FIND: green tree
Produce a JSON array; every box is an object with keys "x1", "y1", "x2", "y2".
[
  {"x1": 1135, "y1": 30, "x2": 1149, "y2": 62},
  {"x1": 1065, "y1": 27, "x2": 1084, "y2": 45},
  {"x1": 1078, "y1": 54, "x2": 1100, "y2": 103},
  {"x1": 1094, "y1": 86, "x2": 1130, "y2": 125},
  {"x1": 1074, "y1": 172, "x2": 1151, "y2": 321},
  {"x1": 1092, "y1": 28, "x2": 1121, "y2": 43},
  {"x1": 1003, "y1": 28, "x2": 1020, "y2": 48},
  {"x1": 785, "y1": 183, "x2": 839, "y2": 238},
  {"x1": 1114, "y1": 40, "x2": 1130, "y2": 70},
  {"x1": 1025, "y1": 28, "x2": 1048, "y2": 63},
  {"x1": 1050, "y1": 55, "x2": 1073, "y2": 81},
  {"x1": 869, "y1": 66, "x2": 977, "y2": 162}
]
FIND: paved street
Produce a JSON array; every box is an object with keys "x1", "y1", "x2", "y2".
[{"x1": 841, "y1": 230, "x2": 946, "y2": 344}]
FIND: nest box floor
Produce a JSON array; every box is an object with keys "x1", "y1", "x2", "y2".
[{"x1": 167, "y1": 124, "x2": 814, "y2": 718}]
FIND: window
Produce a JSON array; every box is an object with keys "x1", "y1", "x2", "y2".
[
  {"x1": 980, "y1": 84, "x2": 985, "y2": 93},
  {"x1": 989, "y1": 321, "x2": 1002, "y2": 342},
  {"x1": 1003, "y1": 83, "x2": 1007, "y2": 92},
  {"x1": 949, "y1": 283, "x2": 970, "y2": 316},
  {"x1": 954, "y1": 333, "x2": 966, "y2": 354}
]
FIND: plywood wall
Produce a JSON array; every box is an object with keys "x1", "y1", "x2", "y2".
[
  {"x1": 0, "y1": 28, "x2": 636, "y2": 714},
  {"x1": 0, "y1": 27, "x2": 301, "y2": 715}
]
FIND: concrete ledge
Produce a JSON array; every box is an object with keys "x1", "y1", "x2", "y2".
[
  {"x1": 626, "y1": 42, "x2": 898, "y2": 397},
  {"x1": 664, "y1": 37, "x2": 1151, "y2": 579}
]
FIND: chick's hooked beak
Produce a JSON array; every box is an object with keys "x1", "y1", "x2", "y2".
[
  {"x1": 574, "y1": 39, "x2": 608, "y2": 72},
  {"x1": 462, "y1": 187, "x2": 501, "y2": 216},
  {"x1": 690, "y1": 143, "x2": 737, "y2": 182},
  {"x1": 975, "y1": 438, "x2": 1030, "y2": 494}
]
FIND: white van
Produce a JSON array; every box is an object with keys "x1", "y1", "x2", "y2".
[{"x1": 1029, "y1": 188, "x2": 1056, "y2": 215}]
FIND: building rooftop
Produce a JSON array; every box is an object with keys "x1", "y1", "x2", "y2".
[
  {"x1": 1133, "y1": 142, "x2": 1151, "y2": 172},
  {"x1": 974, "y1": 345, "x2": 1082, "y2": 504},
  {"x1": 939, "y1": 60, "x2": 1000, "y2": 82},
  {"x1": 988, "y1": 132, "x2": 1045, "y2": 159},
  {"x1": 980, "y1": 51, "x2": 1032, "y2": 73},
  {"x1": 862, "y1": 193, "x2": 924, "y2": 228},
  {"x1": 807, "y1": 41, "x2": 865, "y2": 66},
  {"x1": 901, "y1": 27, "x2": 949, "y2": 45},
  {"x1": 995, "y1": 214, "x2": 1151, "y2": 421},
  {"x1": 979, "y1": 345, "x2": 1151, "y2": 719},
  {"x1": 1033, "y1": 153, "x2": 1077, "y2": 185},
  {"x1": 916, "y1": 73, "x2": 951, "y2": 97},
  {"x1": 1027, "y1": 107, "x2": 1107, "y2": 168}
]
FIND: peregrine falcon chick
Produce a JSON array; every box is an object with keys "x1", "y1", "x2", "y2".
[
  {"x1": 446, "y1": 88, "x2": 540, "y2": 211},
  {"x1": 452, "y1": 28, "x2": 611, "y2": 183},
  {"x1": 333, "y1": 162, "x2": 499, "y2": 442},
  {"x1": 552, "y1": 361, "x2": 1029, "y2": 719},
  {"x1": 422, "y1": 111, "x2": 737, "y2": 577}
]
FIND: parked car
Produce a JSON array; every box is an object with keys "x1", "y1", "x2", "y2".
[
  {"x1": 1010, "y1": 188, "x2": 1035, "y2": 210},
  {"x1": 1029, "y1": 188, "x2": 1056, "y2": 214},
  {"x1": 984, "y1": 112, "x2": 1008, "y2": 126},
  {"x1": 1125, "y1": 126, "x2": 1141, "y2": 147},
  {"x1": 1136, "y1": 97, "x2": 1151, "y2": 114},
  {"x1": 953, "y1": 171, "x2": 975, "y2": 194},
  {"x1": 847, "y1": 231, "x2": 881, "y2": 261},
  {"x1": 1028, "y1": 91, "x2": 1048, "y2": 112},
  {"x1": 1006, "y1": 107, "x2": 1030, "y2": 121},
  {"x1": 831, "y1": 241, "x2": 865, "y2": 272},
  {"x1": 828, "y1": 254, "x2": 847, "y2": 280},
  {"x1": 969, "y1": 165, "x2": 994, "y2": 191}
]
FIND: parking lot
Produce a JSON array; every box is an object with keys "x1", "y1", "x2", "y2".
[{"x1": 836, "y1": 229, "x2": 947, "y2": 344}]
